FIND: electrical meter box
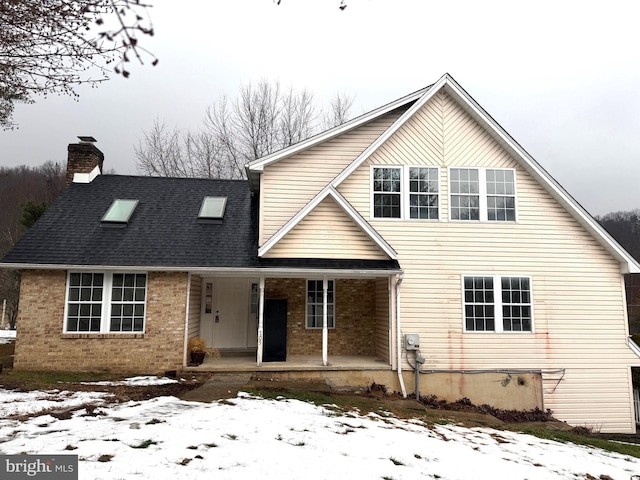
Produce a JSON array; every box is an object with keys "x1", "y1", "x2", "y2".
[{"x1": 405, "y1": 334, "x2": 420, "y2": 350}]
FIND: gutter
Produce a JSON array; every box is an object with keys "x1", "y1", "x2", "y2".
[{"x1": 0, "y1": 263, "x2": 402, "y2": 277}]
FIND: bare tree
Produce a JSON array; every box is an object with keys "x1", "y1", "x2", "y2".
[
  {"x1": 134, "y1": 119, "x2": 237, "y2": 179},
  {"x1": 323, "y1": 91, "x2": 355, "y2": 129},
  {"x1": 280, "y1": 86, "x2": 317, "y2": 147},
  {"x1": 136, "y1": 79, "x2": 355, "y2": 179},
  {"x1": 0, "y1": 0, "x2": 156, "y2": 129}
]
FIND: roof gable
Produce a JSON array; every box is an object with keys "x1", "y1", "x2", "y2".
[
  {"x1": 254, "y1": 73, "x2": 639, "y2": 273},
  {"x1": 259, "y1": 186, "x2": 396, "y2": 260},
  {"x1": 263, "y1": 195, "x2": 391, "y2": 260}
]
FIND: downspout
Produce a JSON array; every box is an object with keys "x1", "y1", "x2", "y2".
[
  {"x1": 183, "y1": 272, "x2": 192, "y2": 368},
  {"x1": 395, "y1": 273, "x2": 406, "y2": 398},
  {"x1": 257, "y1": 276, "x2": 265, "y2": 367}
]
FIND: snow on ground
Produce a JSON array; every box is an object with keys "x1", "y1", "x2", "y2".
[
  {"x1": 0, "y1": 380, "x2": 638, "y2": 480},
  {"x1": 0, "y1": 329, "x2": 16, "y2": 345}
]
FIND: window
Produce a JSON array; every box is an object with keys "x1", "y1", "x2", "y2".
[
  {"x1": 450, "y1": 168, "x2": 480, "y2": 220},
  {"x1": 66, "y1": 273, "x2": 104, "y2": 332},
  {"x1": 450, "y1": 168, "x2": 516, "y2": 221},
  {"x1": 199, "y1": 196, "x2": 227, "y2": 219},
  {"x1": 463, "y1": 275, "x2": 532, "y2": 332},
  {"x1": 306, "y1": 280, "x2": 335, "y2": 329},
  {"x1": 372, "y1": 166, "x2": 439, "y2": 220},
  {"x1": 409, "y1": 167, "x2": 439, "y2": 219},
  {"x1": 486, "y1": 169, "x2": 516, "y2": 221},
  {"x1": 65, "y1": 272, "x2": 147, "y2": 333},
  {"x1": 102, "y1": 199, "x2": 138, "y2": 224},
  {"x1": 373, "y1": 167, "x2": 401, "y2": 218},
  {"x1": 109, "y1": 274, "x2": 147, "y2": 332}
]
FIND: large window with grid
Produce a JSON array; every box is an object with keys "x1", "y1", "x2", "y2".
[
  {"x1": 65, "y1": 272, "x2": 147, "y2": 333},
  {"x1": 372, "y1": 167, "x2": 402, "y2": 218},
  {"x1": 463, "y1": 275, "x2": 532, "y2": 332},
  {"x1": 372, "y1": 166, "x2": 439, "y2": 220},
  {"x1": 409, "y1": 167, "x2": 439, "y2": 219},
  {"x1": 450, "y1": 168, "x2": 516, "y2": 222},
  {"x1": 306, "y1": 279, "x2": 335, "y2": 329}
]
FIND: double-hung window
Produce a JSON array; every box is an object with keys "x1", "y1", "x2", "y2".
[
  {"x1": 450, "y1": 168, "x2": 516, "y2": 221},
  {"x1": 373, "y1": 167, "x2": 402, "y2": 218},
  {"x1": 372, "y1": 166, "x2": 439, "y2": 220},
  {"x1": 306, "y1": 279, "x2": 335, "y2": 329},
  {"x1": 65, "y1": 272, "x2": 147, "y2": 333},
  {"x1": 463, "y1": 275, "x2": 532, "y2": 332}
]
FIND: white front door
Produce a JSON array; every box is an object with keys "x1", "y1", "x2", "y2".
[{"x1": 200, "y1": 278, "x2": 258, "y2": 349}]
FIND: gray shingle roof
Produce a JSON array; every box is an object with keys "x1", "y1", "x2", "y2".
[
  {"x1": 2, "y1": 174, "x2": 401, "y2": 272},
  {"x1": 1, "y1": 175, "x2": 257, "y2": 268}
]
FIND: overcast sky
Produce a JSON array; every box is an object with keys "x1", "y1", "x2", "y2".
[{"x1": 2, "y1": 0, "x2": 639, "y2": 216}]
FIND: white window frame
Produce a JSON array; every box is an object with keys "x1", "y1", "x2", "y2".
[
  {"x1": 370, "y1": 165, "x2": 440, "y2": 221},
  {"x1": 64, "y1": 271, "x2": 148, "y2": 334},
  {"x1": 306, "y1": 279, "x2": 335, "y2": 329},
  {"x1": 448, "y1": 167, "x2": 517, "y2": 222},
  {"x1": 462, "y1": 274, "x2": 533, "y2": 333}
]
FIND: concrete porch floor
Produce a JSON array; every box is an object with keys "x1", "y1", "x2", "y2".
[{"x1": 183, "y1": 355, "x2": 391, "y2": 373}]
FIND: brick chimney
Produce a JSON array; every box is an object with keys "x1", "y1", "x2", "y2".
[{"x1": 66, "y1": 136, "x2": 104, "y2": 186}]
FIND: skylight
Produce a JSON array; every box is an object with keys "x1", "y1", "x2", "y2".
[
  {"x1": 101, "y1": 199, "x2": 138, "y2": 224},
  {"x1": 199, "y1": 196, "x2": 227, "y2": 219}
]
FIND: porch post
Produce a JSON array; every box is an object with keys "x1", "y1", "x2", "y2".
[
  {"x1": 322, "y1": 276, "x2": 328, "y2": 366},
  {"x1": 256, "y1": 276, "x2": 265, "y2": 366}
]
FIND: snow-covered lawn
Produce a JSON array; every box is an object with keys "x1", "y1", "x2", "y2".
[{"x1": 0, "y1": 377, "x2": 638, "y2": 479}]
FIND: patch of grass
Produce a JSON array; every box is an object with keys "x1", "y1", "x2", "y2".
[
  {"x1": 224, "y1": 433, "x2": 238, "y2": 440},
  {"x1": 389, "y1": 457, "x2": 404, "y2": 466},
  {"x1": 247, "y1": 387, "x2": 335, "y2": 405},
  {"x1": 97, "y1": 454, "x2": 113, "y2": 462},
  {"x1": 145, "y1": 418, "x2": 164, "y2": 425},
  {"x1": 515, "y1": 426, "x2": 640, "y2": 459},
  {"x1": 131, "y1": 439, "x2": 158, "y2": 449},
  {"x1": 204, "y1": 443, "x2": 218, "y2": 448},
  {"x1": 2, "y1": 369, "x2": 124, "y2": 389}
]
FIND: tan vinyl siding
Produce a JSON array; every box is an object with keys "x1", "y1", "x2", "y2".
[
  {"x1": 334, "y1": 88, "x2": 638, "y2": 432},
  {"x1": 264, "y1": 196, "x2": 389, "y2": 259},
  {"x1": 542, "y1": 368, "x2": 634, "y2": 433},
  {"x1": 259, "y1": 110, "x2": 406, "y2": 245},
  {"x1": 188, "y1": 275, "x2": 202, "y2": 339}
]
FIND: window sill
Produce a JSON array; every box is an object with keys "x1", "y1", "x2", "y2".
[{"x1": 61, "y1": 333, "x2": 145, "y2": 339}]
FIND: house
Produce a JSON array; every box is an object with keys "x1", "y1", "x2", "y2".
[{"x1": 2, "y1": 74, "x2": 640, "y2": 433}]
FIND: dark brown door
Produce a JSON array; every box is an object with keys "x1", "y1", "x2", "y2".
[{"x1": 263, "y1": 299, "x2": 287, "y2": 362}]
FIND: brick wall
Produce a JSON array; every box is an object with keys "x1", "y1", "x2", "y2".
[
  {"x1": 14, "y1": 270, "x2": 187, "y2": 373},
  {"x1": 265, "y1": 278, "x2": 377, "y2": 356}
]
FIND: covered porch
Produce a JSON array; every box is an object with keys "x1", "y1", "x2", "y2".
[{"x1": 184, "y1": 261, "x2": 402, "y2": 370}]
